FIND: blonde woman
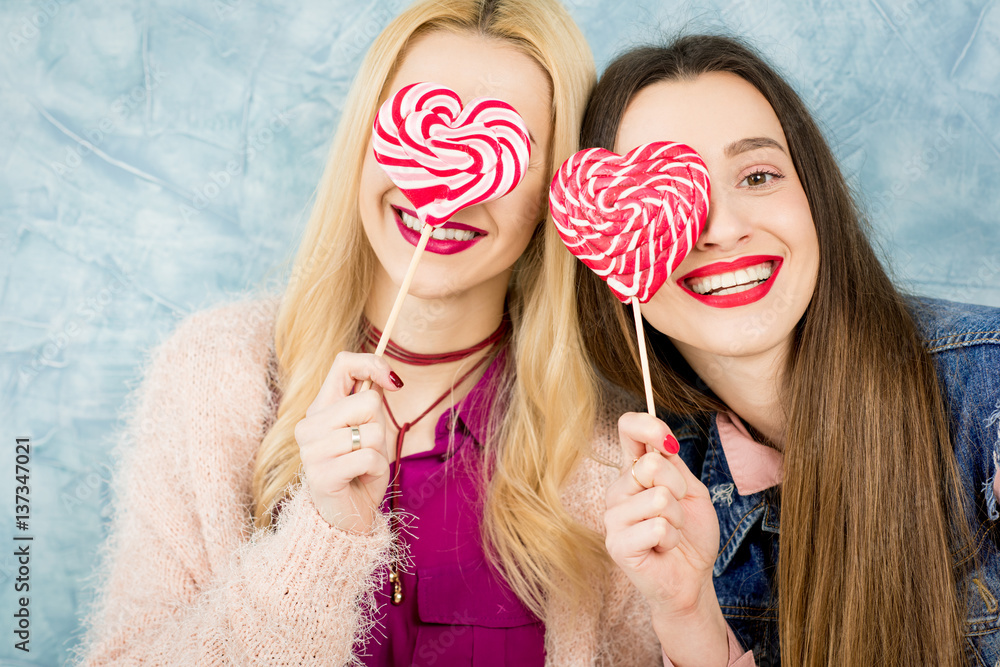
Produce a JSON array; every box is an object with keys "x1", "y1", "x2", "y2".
[{"x1": 76, "y1": 1, "x2": 661, "y2": 665}]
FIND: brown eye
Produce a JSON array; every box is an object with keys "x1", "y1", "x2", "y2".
[{"x1": 741, "y1": 170, "x2": 781, "y2": 188}]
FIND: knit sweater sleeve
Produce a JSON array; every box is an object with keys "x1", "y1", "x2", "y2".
[
  {"x1": 75, "y1": 301, "x2": 395, "y2": 666},
  {"x1": 550, "y1": 388, "x2": 665, "y2": 666}
]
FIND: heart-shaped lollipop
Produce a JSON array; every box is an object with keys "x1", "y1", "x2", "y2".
[
  {"x1": 372, "y1": 81, "x2": 532, "y2": 227},
  {"x1": 549, "y1": 142, "x2": 711, "y2": 303}
]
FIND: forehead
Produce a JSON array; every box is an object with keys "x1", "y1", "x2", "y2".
[
  {"x1": 388, "y1": 30, "x2": 551, "y2": 141},
  {"x1": 615, "y1": 72, "x2": 787, "y2": 161}
]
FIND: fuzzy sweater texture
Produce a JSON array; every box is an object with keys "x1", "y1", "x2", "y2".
[{"x1": 74, "y1": 299, "x2": 661, "y2": 666}]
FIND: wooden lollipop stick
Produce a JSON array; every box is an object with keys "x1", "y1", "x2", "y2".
[
  {"x1": 359, "y1": 224, "x2": 434, "y2": 391},
  {"x1": 631, "y1": 296, "x2": 656, "y2": 416},
  {"x1": 352, "y1": 225, "x2": 433, "y2": 510}
]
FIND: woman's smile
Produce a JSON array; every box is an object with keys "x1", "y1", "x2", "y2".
[
  {"x1": 392, "y1": 205, "x2": 486, "y2": 255},
  {"x1": 677, "y1": 255, "x2": 782, "y2": 308}
]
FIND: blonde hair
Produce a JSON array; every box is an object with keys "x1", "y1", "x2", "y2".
[{"x1": 252, "y1": 0, "x2": 601, "y2": 620}]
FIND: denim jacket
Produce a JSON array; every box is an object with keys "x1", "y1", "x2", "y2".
[{"x1": 668, "y1": 298, "x2": 1000, "y2": 666}]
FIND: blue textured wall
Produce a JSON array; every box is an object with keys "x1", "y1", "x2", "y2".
[{"x1": 1, "y1": 1, "x2": 998, "y2": 664}]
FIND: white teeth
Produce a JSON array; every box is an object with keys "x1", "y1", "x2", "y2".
[
  {"x1": 399, "y1": 209, "x2": 422, "y2": 231},
  {"x1": 396, "y1": 208, "x2": 477, "y2": 242},
  {"x1": 686, "y1": 261, "x2": 776, "y2": 296},
  {"x1": 715, "y1": 284, "x2": 754, "y2": 296}
]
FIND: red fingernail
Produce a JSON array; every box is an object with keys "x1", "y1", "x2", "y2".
[
  {"x1": 389, "y1": 371, "x2": 404, "y2": 388},
  {"x1": 662, "y1": 434, "x2": 679, "y2": 455}
]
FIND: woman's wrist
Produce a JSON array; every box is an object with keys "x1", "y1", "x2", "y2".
[{"x1": 650, "y1": 588, "x2": 729, "y2": 667}]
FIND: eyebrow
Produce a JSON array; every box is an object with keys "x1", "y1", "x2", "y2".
[{"x1": 724, "y1": 136, "x2": 786, "y2": 158}]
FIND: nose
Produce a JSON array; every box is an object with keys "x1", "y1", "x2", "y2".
[{"x1": 694, "y1": 189, "x2": 752, "y2": 253}]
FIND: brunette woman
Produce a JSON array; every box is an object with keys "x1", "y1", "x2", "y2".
[
  {"x1": 76, "y1": 2, "x2": 663, "y2": 665},
  {"x1": 584, "y1": 36, "x2": 1000, "y2": 666}
]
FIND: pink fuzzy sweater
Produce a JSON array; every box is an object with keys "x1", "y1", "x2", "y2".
[{"x1": 74, "y1": 299, "x2": 662, "y2": 666}]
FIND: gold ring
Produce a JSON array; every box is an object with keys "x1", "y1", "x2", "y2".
[
  {"x1": 350, "y1": 426, "x2": 362, "y2": 451},
  {"x1": 630, "y1": 457, "x2": 646, "y2": 489}
]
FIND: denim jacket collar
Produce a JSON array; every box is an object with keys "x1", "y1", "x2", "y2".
[{"x1": 698, "y1": 415, "x2": 781, "y2": 576}]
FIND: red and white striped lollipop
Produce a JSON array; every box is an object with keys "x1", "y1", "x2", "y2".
[
  {"x1": 372, "y1": 81, "x2": 532, "y2": 226},
  {"x1": 550, "y1": 141, "x2": 711, "y2": 303},
  {"x1": 550, "y1": 141, "x2": 710, "y2": 416}
]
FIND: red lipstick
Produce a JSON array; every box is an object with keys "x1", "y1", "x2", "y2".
[
  {"x1": 393, "y1": 206, "x2": 485, "y2": 256},
  {"x1": 676, "y1": 255, "x2": 783, "y2": 309}
]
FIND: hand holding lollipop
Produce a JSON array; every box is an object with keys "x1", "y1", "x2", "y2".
[
  {"x1": 555, "y1": 142, "x2": 721, "y2": 660},
  {"x1": 549, "y1": 142, "x2": 711, "y2": 414}
]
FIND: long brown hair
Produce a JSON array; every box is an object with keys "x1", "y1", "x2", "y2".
[{"x1": 578, "y1": 36, "x2": 968, "y2": 665}]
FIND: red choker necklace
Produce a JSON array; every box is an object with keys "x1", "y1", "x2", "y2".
[
  {"x1": 362, "y1": 316, "x2": 510, "y2": 366},
  {"x1": 360, "y1": 315, "x2": 510, "y2": 606}
]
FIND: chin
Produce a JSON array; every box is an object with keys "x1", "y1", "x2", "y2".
[{"x1": 404, "y1": 270, "x2": 472, "y2": 299}]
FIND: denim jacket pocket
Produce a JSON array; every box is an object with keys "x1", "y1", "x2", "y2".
[
  {"x1": 964, "y1": 592, "x2": 1000, "y2": 667},
  {"x1": 721, "y1": 609, "x2": 779, "y2": 667},
  {"x1": 961, "y1": 525, "x2": 1000, "y2": 667}
]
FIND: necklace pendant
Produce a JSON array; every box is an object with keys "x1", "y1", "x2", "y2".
[
  {"x1": 389, "y1": 567, "x2": 404, "y2": 605},
  {"x1": 391, "y1": 578, "x2": 404, "y2": 605}
]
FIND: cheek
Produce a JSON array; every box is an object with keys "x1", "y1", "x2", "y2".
[
  {"x1": 789, "y1": 203, "x2": 820, "y2": 270},
  {"x1": 768, "y1": 187, "x2": 818, "y2": 260},
  {"x1": 639, "y1": 288, "x2": 682, "y2": 337},
  {"x1": 358, "y1": 149, "x2": 393, "y2": 209},
  {"x1": 775, "y1": 195, "x2": 820, "y2": 306},
  {"x1": 516, "y1": 150, "x2": 551, "y2": 219},
  {"x1": 494, "y1": 177, "x2": 547, "y2": 233}
]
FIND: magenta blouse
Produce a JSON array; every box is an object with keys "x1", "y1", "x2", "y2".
[{"x1": 356, "y1": 353, "x2": 545, "y2": 666}]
